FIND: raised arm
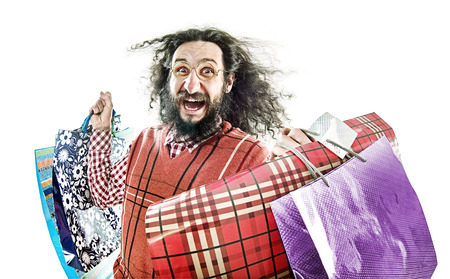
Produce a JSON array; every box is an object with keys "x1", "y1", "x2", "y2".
[{"x1": 87, "y1": 92, "x2": 128, "y2": 209}]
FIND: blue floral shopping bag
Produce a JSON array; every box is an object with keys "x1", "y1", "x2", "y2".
[{"x1": 53, "y1": 113, "x2": 133, "y2": 272}]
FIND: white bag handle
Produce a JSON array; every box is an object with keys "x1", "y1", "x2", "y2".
[{"x1": 277, "y1": 129, "x2": 366, "y2": 187}]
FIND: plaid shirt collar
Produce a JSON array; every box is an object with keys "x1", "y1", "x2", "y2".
[{"x1": 164, "y1": 116, "x2": 223, "y2": 159}]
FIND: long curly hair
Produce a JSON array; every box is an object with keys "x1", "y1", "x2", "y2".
[{"x1": 130, "y1": 27, "x2": 291, "y2": 138}]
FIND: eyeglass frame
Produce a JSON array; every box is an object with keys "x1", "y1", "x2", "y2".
[{"x1": 169, "y1": 60, "x2": 227, "y2": 81}]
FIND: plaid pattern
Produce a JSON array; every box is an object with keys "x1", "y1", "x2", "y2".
[
  {"x1": 88, "y1": 119, "x2": 222, "y2": 209},
  {"x1": 145, "y1": 112, "x2": 399, "y2": 278},
  {"x1": 115, "y1": 122, "x2": 268, "y2": 278}
]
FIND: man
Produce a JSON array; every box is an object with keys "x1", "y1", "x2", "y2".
[{"x1": 88, "y1": 27, "x2": 310, "y2": 278}]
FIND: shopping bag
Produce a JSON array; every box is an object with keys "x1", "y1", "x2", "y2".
[
  {"x1": 52, "y1": 113, "x2": 133, "y2": 272},
  {"x1": 53, "y1": 168, "x2": 86, "y2": 273},
  {"x1": 81, "y1": 249, "x2": 120, "y2": 279},
  {"x1": 144, "y1": 112, "x2": 399, "y2": 278},
  {"x1": 270, "y1": 137, "x2": 437, "y2": 278},
  {"x1": 35, "y1": 147, "x2": 82, "y2": 278}
]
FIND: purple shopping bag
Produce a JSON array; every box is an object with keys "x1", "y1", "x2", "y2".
[{"x1": 271, "y1": 137, "x2": 437, "y2": 278}]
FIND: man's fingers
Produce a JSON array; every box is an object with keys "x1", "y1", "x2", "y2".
[
  {"x1": 268, "y1": 144, "x2": 287, "y2": 160},
  {"x1": 279, "y1": 128, "x2": 312, "y2": 145},
  {"x1": 99, "y1": 91, "x2": 113, "y2": 110},
  {"x1": 90, "y1": 99, "x2": 104, "y2": 115},
  {"x1": 269, "y1": 128, "x2": 314, "y2": 160},
  {"x1": 287, "y1": 128, "x2": 312, "y2": 145},
  {"x1": 277, "y1": 128, "x2": 311, "y2": 149},
  {"x1": 89, "y1": 91, "x2": 114, "y2": 130},
  {"x1": 269, "y1": 135, "x2": 299, "y2": 159},
  {"x1": 279, "y1": 135, "x2": 302, "y2": 148},
  {"x1": 90, "y1": 92, "x2": 113, "y2": 115}
]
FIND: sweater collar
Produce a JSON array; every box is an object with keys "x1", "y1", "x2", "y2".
[{"x1": 164, "y1": 116, "x2": 223, "y2": 156}]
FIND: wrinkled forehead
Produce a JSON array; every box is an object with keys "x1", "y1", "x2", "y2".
[{"x1": 172, "y1": 41, "x2": 224, "y2": 67}]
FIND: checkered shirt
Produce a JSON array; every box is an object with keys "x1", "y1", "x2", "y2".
[
  {"x1": 88, "y1": 129, "x2": 129, "y2": 209},
  {"x1": 164, "y1": 117, "x2": 223, "y2": 159}
]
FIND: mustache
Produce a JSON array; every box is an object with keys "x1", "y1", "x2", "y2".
[{"x1": 174, "y1": 91, "x2": 211, "y2": 104}]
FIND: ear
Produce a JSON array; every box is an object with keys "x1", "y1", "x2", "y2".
[{"x1": 224, "y1": 72, "x2": 235, "y2": 93}]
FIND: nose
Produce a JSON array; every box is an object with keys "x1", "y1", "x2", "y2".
[{"x1": 183, "y1": 70, "x2": 201, "y2": 94}]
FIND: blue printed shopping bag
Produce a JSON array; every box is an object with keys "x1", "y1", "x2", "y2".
[
  {"x1": 52, "y1": 113, "x2": 133, "y2": 272},
  {"x1": 35, "y1": 147, "x2": 83, "y2": 278}
]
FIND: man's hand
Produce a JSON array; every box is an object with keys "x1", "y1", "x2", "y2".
[
  {"x1": 90, "y1": 91, "x2": 114, "y2": 131},
  {"x1": 269, "y1": 128, "x2": 313, "y2": 160}
]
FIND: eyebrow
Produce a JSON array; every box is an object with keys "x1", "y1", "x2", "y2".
[{"x1": 173, "y1": 58, "x2": 218, "y2": 65}]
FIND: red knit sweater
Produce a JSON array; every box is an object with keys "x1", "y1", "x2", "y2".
[{"x1": 114, "y1": 121, "x2": 268, "y2": 278}]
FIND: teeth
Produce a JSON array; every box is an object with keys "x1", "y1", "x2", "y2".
[{"x1": 183, "y1": 100, "x2": 204, "y2": 111}]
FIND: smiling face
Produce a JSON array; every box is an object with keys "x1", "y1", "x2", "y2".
[{"x1": 169, "y1": 41, "x2": 234, "y2": 125}]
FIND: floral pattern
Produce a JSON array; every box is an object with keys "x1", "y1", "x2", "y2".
[
  {"x1": 53, "y1": 117, "x2": 131, "y2": 272},
  {"x1": 72, "y1": 205, "x2": 122, "y2": 270}
]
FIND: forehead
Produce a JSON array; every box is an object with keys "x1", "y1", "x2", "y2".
[{"x1": 172, "y1": 41, "x2": 223, "y2": 65}]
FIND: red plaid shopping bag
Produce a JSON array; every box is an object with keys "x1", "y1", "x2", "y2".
[{"x1": 145, "y1": 112, "x2": 399, "y2": 278}]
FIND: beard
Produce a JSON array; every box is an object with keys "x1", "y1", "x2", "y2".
[{"x1": 161, "y1": 87, "x2": 230, "y2": 139}]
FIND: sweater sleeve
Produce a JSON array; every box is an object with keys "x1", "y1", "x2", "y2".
[{"x1": 88, "y1": 129, "x2": 129, "y2": 209}]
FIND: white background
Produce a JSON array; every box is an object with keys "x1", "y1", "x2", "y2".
[{"x1": 1, "y1": 1, "x2": 449, "y2": 278}]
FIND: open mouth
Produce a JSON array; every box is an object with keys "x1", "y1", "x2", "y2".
[{"x1": 182, "y1": 98, "x2": 206, "y2": 111}]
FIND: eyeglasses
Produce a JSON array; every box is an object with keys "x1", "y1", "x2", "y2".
[{"x1": 170, "y1": 61, "x2": 226, "y2": 81}]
